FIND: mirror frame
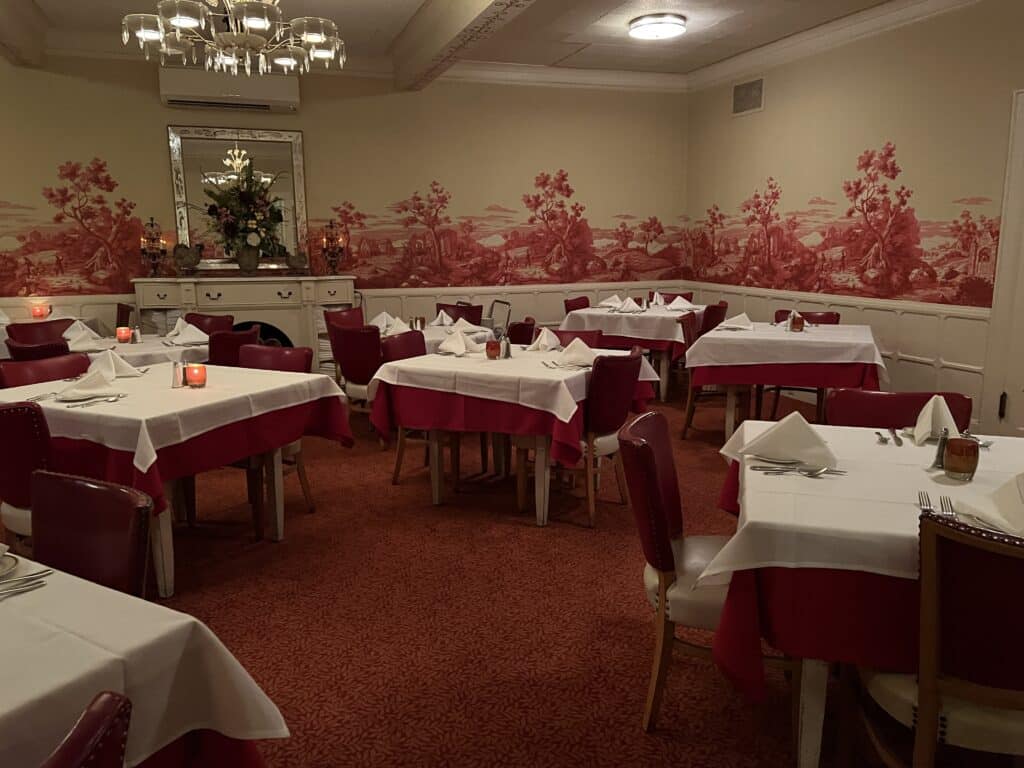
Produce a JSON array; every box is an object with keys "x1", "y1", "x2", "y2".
[{"x1": 167, "y1": 125, "x2": 308, "y2": 269}]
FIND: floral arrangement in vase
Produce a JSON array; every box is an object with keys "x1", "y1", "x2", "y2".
[{"x1": 203, "y1": 164, "x2": 286, "y2": 262}]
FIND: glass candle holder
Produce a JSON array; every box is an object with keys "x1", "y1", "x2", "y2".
[
  {"x1": 116, "y1": 326, "x2": 132, "y2": 343},
  {"x1": 790, "y1": 314, "x2": 805, "y2": 332},
  {"x1": 30, "y1": 304, "x2": 49, "y2": 318},
  {"x1": 944, "y1": 437, "x2": 980, "y2": 481},
  {"x1": 185, "y1": 363, "x2": 207, "y2": 388},
  {"x1": 485, "y1": 340, "x2": 500, "y2": 360}
]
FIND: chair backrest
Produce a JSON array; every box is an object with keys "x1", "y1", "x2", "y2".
[
  {"x1": 826, "y1": 390, "x2": 972, "y2": 432},
  {"x1": 115, "y1": 303, "x2": 134, "y2": 328},
  {"x1": 676, "y1": 311, "x2": 700, "y2": 348},
  {"x1": 773, "y1": 309, "x2": 840, "y2": 325},
  {"x1": 0, "y1": 402, "x2": 50, "y2": 509},
  {"x1": 238, "y1": 344, "x2": 313, "y2": 373},
  {"x1": 564, "y1": 296, "x2": 590, "y2": 313},
  {"x1": 32, "y1": 471, "x2": 152, "y2": 596},
  {"x1": 489, "y1": 299, "x2": 512, "y2": 330},
  {"x1": 324, "y1": 306, "x2": 364, "y2": 328},
  {"x1": 617, "y1": 411, "x2": 684, "y2": 573},
  {"x1": 327, "y1": 324, "x2": 382, "y2": 385},
  {"x1": 587, "y1": 352, "x2": 643, "y2": 436},
  {"x1": 6, "y1": 318, "x2": 74, "y2": 344},
  {"x1": 650, "y1": 290, "x2": 694, "y2": 303},
  {"x1": 6, "y1": 339, "x2": 71, "y2": 362},
  {"x1": 0, "y1": 354, "x2": 90, "y2": 388},
  {"x1": 551, "y1": 329, "x2": 603, "y2": 348},
  {"x1": 207, "y1": 325, "x2": 261, "y2": 367},
  {"x1": 40, "y1": 691, "x2": 132, "y2": 768},
  {"x1": 381, "y1": 330, "x2": 427, "y2": 363},
  {"x1": 506, "y1": 319, "x2": 536, "y2": 345},
  {"x1": 436, "y1": 303, "x2": 483, "y2": 325},
  {"x1": 699, "y1": 301, "x2": 728, "y2": 336},
  {"x1": 184, "y1": 312, "x2": 234, "y2": 335}
]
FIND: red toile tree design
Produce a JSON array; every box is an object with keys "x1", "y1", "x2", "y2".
[
  {"x1": 701, "y1": 204, "x2": 726, "y2": 262},
  {"x1": 842, "y1": 142, "x2": 913, "y2": 273},
  {"x1": 741, "y1": 177, "x2": 782, "y2": 264},
  {"x1": 331, "y1": 200, "x2": 367, "y2": 259},
  {"x1": 42, "y1": 158, "x2": 137, "y2": 271},
  {"x1": 950, "y1": 209, "x2": 999, "y2": 276},
  {"x1": 613, "y1": 221, "x2": 634, "y2": 250},
  {"x1": 395, "y1": 181, "x2": 452, "y2": 269},
  {"x1": 635, "y1": 216, "x2": 664, "y2": 256},
  {"x1": 522, "y1": 169, "x2": 592, "y2": 276}
]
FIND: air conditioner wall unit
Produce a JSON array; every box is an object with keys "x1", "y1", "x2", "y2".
[{"x1": 158, "y1": 68, "x2": 300, "y2": 113}]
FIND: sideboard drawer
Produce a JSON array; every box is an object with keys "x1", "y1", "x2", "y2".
[
  {"x1": 197, "y1": 281, "x2": 301, "y2": 308},
  {"x1": 140, "y1": 284, "x2": 181, "y2": 307},
  {"x1": 317, "y1": 280, "x2": 353, "y2": 304}
]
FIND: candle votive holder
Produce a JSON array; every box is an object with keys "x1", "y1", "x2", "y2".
[
  {"x1": 944, "y1": 437, "x2": 980, "y2": 482},
  {"x1": 30, "y1": 304, "x2": 50, "y2": 319},
  {"x1": 185, "y1": 363, "x2": 207, "y2": 388},
  {"x1": 116, "y1": 326, "x2": 132, "y2": 343},
  {"x1": 485, "y1": 340, "x2": 500, "y2": 360}
]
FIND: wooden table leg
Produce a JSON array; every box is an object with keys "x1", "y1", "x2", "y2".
[
  {"x1": 534, "y1": 435, "x2": 551, "y2": 526},
  {"x1": 724, "y1": 385, "x2": 738, "y2": 439},
  {"x1": 658, "y1": 349, "x2": 672, "y2": 402},
  {"x1": 798, "y1": 659, "x2": 829, "y2": 768},
  {"x1": 428, "y1": 430, "x2": 443, "y2": 505},
  {"x1": 493, "y1": 433, "x2": 509, "y2": 479},
  {"x1": 152, "y1": 490, "x2": 175, "y2": 599},
  {"x1": 264, "y1": 448, "x2": 285, "y2": 542}
]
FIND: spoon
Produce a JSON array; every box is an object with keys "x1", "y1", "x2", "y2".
[
  {"x1": 875, "y1": 431, "x2": 890, "y2": 444},
  {"x1": 765, "y1": 467, "x2": 832, "y2": 478},
  {"x1": 66, "y1": 394, "x2": 127, "y2": 409}
]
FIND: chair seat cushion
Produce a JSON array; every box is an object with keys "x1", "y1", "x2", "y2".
[
  {"x1": 580, "y1": 432, "x2": 620, "y2": 458},
  {"x1": 643, "y1": 536, "x2": 730, "y2": 631},
  {"x1": 0, "y1": 501, "x2": 32, "y2": 537},
  {"x1": 861, "y1": 669, "x2": 1024, "y2": 755},
  {"x1": 344, "y1": 382, "x2": 371, "y2": 402}
]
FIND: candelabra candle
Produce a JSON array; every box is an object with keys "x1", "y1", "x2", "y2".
[
  {"x1": 116, "y1": 326, "x2": 132, "y2": 343},
  {"x1": 185, "y1": 363, "x2": 207, "y2": 388},
  {"x1": 30, "y1": 304, "x2": 49, "y2": 318},
  {"x1": 140, "y1": 216, "x2": 167, "y2": 277}
]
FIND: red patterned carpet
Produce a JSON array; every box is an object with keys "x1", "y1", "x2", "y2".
[{"x1": 164, "y1": 401, "x2": 801, "y2": 767}]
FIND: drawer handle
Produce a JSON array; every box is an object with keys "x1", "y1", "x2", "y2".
[
  {"x1": 156, "y1": 292, "x2": 168, "y2": 300},
  {"x1": 327, "y1": 289, "x2": 337, "y2": 297},
  {"x1": 205, "y1": 291, "x2": 222, "y2": 301},
  {"x1": 277, "y1": 290, "x2": 293, "y2": 299}
]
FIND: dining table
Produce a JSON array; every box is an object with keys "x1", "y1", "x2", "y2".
[
  {"x1": 704, "y1": 420, "x2": 1018, "y2": 767},
  {"x1": 100, "y1": 335, "x2": 209, "y2": 366},
  {"x1": 685, "y1": 322, "x2": 886, "y2": 437},
  {"x1": 421, "y1": 324, "x2": 494, "y2": 354},
  {"x1": 368, "y1": 346, "x2": 659, "y2": 525},
  {"x1": 0, "y1": 555, "x2": 287, "y2": 767},
  {"x1": 0, "y1": 314, "x2": 101, "y2": 359},
  {"x1": 559, "y1": 304, "x2": 706, "y2": 402},
  {"x1": 0, "y1": 363, "x2": 353, "y2": 597}
]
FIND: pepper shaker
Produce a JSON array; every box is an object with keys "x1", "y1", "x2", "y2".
[
  {"x1": 930, "y1": 427, "x2": 950, "y2": 469},
  {"x1": 171, "y1": 361, "x2": 184, "y2": 388}
]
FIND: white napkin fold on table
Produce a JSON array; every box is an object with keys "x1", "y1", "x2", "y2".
[
  {"x1": 617, "y1": 297, "x2": 641, "y2": 312},
  {"x1": 667, "y1": 296, "x2": 697, "y2": 310},
  {"x1": 438, "y1": 331, "x2": 483, "y2": 356},
  {"x1": 598, "y1": 295, "x2": 623, "y2": 308},
  {"x1": 651, "y1": 292, "x2": 665, "y2": 306},
  {"x1": 556, "y1": 337, "x2": 596, "y2": 367},
  {"x1": 452, "y1": 317, "x2": 483, "y2": 333},
  {"x1": 56, "y1": 368, "x2": 122, "y2": 402},
  {"x1": 384, "y1": 317, "x2": 411, "y2": 337},
  {"x1": 958, "y1": 474, "x2": 1024, "y2": 536},
  {"x1": 719, "y1": 312, "x2": 755, "y2": 330},
  {"x1": 912, "y1": 394, "x2": 961, "y2": 446},
  {"x1": 67, "y1": 330, "x2": 106, "y2": 352},
  {"x1": 170, "y1": 324, "x2": 209, "y2": 345},
  {"x1": 430, "y1": 310, "x2": 454, "y2": 327},
  {"x1": 0, "y1": 309, "x2": 10, "y2": 325},
  {"x1": 88, "y1": 349, "x2": 143, "y2": 379},
  {"x1": 62, "y1": 320, "x2": 100, "y2": 341},
  {"x1": 369, "y1": 311, "x2": 394, "y2": 332},
  {"x1": 165, "y1": 317, "x2": 188, "y2": 338},
  {"x1": 527, "y1": 327, "x2": 562, "y2": 351},
  {"x1": 724, "y1": 411, "x2": 837, "y2": 468}
]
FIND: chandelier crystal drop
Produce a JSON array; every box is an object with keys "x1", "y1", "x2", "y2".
[{"x1": 121, "y1": 0, "x2": 345, "y2": 76}]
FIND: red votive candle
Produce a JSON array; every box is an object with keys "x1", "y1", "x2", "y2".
[
  {"x1": 30, "y1": 304, "x2": 49, "y2": 318},
  {"x1": 485, "y1": 340, "x2": 500, "y2": 360},
  {"x1": 116, "y1": 326, "x2": 132, "y2": 343},
  {"x1": 185, "y1": 363, "x2": 207, "y2": 388}
]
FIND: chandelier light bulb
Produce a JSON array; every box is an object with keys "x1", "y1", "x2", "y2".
[
  {"x1": 628, "y1": 13, "x2": 687, "y2": 41},
  {"x1": 244, "y1": 16, "x2": 269, "y2": 30},
  {"x1": 136, "y1": 28, "x2": 162, "y2": 41},
  {"x1": 301, "y1": 31, "x2": 325, "y2": 44}
]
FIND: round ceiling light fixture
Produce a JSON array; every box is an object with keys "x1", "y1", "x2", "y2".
[{"x1": 628, "y1": 13, "x2": 687, "y2": 40}]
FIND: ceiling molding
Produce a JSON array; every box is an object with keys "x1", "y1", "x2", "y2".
[
  {"x1": 0, "y1": 0, "x2": 48, "y2": 66},
  {"x1": 440, "y1": 60, "x2": 689, "y2": 92},
  {"x1": 685, "y1": 0, "x2": 981, "y2": 91}
]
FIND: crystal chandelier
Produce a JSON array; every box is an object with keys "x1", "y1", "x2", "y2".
[
  {"x1": 121, "y1": 0, "x2": 346, "y2": 75},
  {"x1": 201, "y1": 143, "x2": 275, "y2": 186}
]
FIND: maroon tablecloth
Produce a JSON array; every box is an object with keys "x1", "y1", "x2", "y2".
[{"x1": 690, "y1": 361, "x2": 881, "y2": 390}]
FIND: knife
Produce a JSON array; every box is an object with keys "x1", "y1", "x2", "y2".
[{"x1": 888, "y1": 428, "x2": 904, "y2": 447}]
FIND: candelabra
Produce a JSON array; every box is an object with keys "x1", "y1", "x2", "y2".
[
  {"x1": 320, "y1": 219, "x2": 347, "y2": 275},
  {"x1": 140, "y1": 217, "x2": 167, "y2": 277}
]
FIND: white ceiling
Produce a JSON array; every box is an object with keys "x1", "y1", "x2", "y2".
[{"x1": 36, "y1": 0, "x2": 893, "y2": 76}]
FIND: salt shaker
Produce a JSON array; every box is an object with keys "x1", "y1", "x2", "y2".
[
  {"x1": 500, "y1": 337, "x2": 511, "y2": 359},
  {"x1": 171, "y1": 362, "x2": 184, "y2": 388},
  {"x1": 930, "y1": 427, "x2": 950, "y2": 469}
]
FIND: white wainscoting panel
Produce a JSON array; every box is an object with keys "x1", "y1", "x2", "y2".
[{"x1": 0, "y1": 294, "x2": 136, "y2": 336}]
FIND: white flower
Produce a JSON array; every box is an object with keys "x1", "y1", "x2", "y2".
[{"x1": 246, "y1": 232, "x2": 261, "y2": 246}]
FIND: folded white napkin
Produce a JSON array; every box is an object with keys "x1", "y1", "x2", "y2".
[
  {"x1": 651, "y1": 292, "x2": 665, "y2": 306},
  {"x1": 527, "y1": 327, "x2": 562, "y2": 351},
  {"x1": 667, "y1": 296, "x2": 697, "y2": 310},
  {"x1": 0, "y1": 309, "x2": 9, "y2": 325},
  {"x1": 719, "y1": 312, "x2": 755, "y2": 330},
  {"x1": 62, "y1": 320, "x2": 100, "y2": 341},
  {"x1": 430, "y1": 310, "x2": 454, "y2": 327},
  {"x1": 725, "y1": 411, "x2": 837, "y2": 468},
  {"x1": 599, "y1": 295, "x2": 623, "y2": 308},
  {"x1": 452, "y1": 317, "x2": 483, "y2": 333},
  {"x1": 88, "y1": 350, "x2": 143, "y2": 379},
  {"x1": 170, "y1": 324, "x2": 209, "y2": 345},
  {"x1": 617, "y1": 297, "x2": 642, "y2": 313},
  {"x1": 384, "y1": 317, "x2": 411, "y2": 337},
  {"x1": 67, "y1": 329, "x2": 106, "y2": 352},
  {"x1": 438, "y1": 331, "x2": 483, "y2": 356},
  {"x1": 912, "y1": 395, "x2": 961, "y2": 446},
  {"x1": 165, "y1": 317, "x2": 187, "y2": 338},
  {"x1": 556, "y1": 337, "x2": 596, "y2": 367},
  {"x1": 958, "y1": 474, "x2": 1024, "y2": 536},
  {"x1": 369, "y1": 311, "x2": 394, "y2": 332},
  {"x1": 56, "y1": 369, "x2": 122, "y2": 402}
]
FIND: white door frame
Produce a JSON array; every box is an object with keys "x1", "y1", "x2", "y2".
[{"x1": 980, "y1": 89, "x2": 1024, "y2": 435}]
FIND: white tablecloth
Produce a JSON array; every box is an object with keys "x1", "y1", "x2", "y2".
[
  {"x1": 0, "y1": 363, "x2": 346, "y2": 471},
  {"x1": 422, "y1": 325, "x2": 493, "y2": 354},
  {"x1": 686, "y1": 322, "x2": 886, "y2": 370},
  {"x1": 698, "y1": 421, "x2": 1022, "y2": 586},
  {"x1": 98, "y1": 336, "x2": 208, "y2": 367},
  {"x1": 0, "y1": 558, "x2": 287, "y2": 767},
  {"x1": 371, "y1": 347, "x2": 659, "y2": 423},
  {"x1": 559, "y1": 306, "x2": 706, "y2": 345}
]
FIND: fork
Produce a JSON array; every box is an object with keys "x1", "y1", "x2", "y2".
[
  {"x1": 27, "y1": 392, "x2": 57, "y2": 402},
  {"x1": 939, "y1": 495, "x2": 957, "y2": 518},
  {"x1": 918, "y1": 490, "x2": 935, "y2": 514}
]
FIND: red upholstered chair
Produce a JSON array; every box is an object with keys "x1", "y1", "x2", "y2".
[
  {"x1": 859, "y1": 513, "x2": 1024, "y2": 765},
  {"x1": 768, "y1": 309, "x2": 842, "y2": 420},
  {"x1": 0, "y1": 353, "x2": 89, "y2": 387},
  {"x1": 31, "y1": 471, "x2": 151, "y2": 597},
  {"x1": 772, "y1": 309, "x2": 841, "y2": 325},
  {"x1": 564, "y1": 296, "x2": 590, "y2": 313},
  {"x1": 436, "y1": 303, "x2": 484, "y2": 325},
  {"x1": 506, "y1": 317, "x2": 536, "y2": 345},
  {"x1": 40, "y1": 691, "x2": 132, "y2": 768},
  {"x1": 381, "y1": 331, "x2": 432, "y2": 484},
  {"x1": 184, "y1": 312, "x2": 234, "y2": 335},
  {"x1": 826, "y1": 389, "x2": 972, "y2": 432},
  {"x1": 207, "y1": 325, "x2": 260, "y2": 367},
  {"x1": 550, "y1": 329, "x2": 603, "y2": 348},
  {"x1": 6, "y1": 338, "x2": 70, "y2": 361},
  {"x1": 324, "y1": 306, "x2": 364, "y2": 328},
  {"x1": 116, "y1": 303, "x2": 134, "y2": 328},
  {"x1": 238, "y1": 343, "x2": 312, "y2": 373},
  {"x1": 6, "y1": 318, "x2": 74, "y2": 344},
  {"x1": 650, "y1": 291, "x2": 694, "y2": 303},
  {"x1": 0, "y1": 402, "x2": 50, "y2": 543},
  {"x1": 698, "y1": 300, "x2": 728, "y2": 337},
  {"x1": 328, "y1": 324, "x2": 381, "y2": 412}
]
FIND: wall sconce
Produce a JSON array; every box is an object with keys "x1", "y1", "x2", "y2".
[
  {"x1": 140, "y1": 217, "x2": 167, "y2": 277},
  {"x1": 320, "y1": 219, "x2": 347, "y2": 275}
]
